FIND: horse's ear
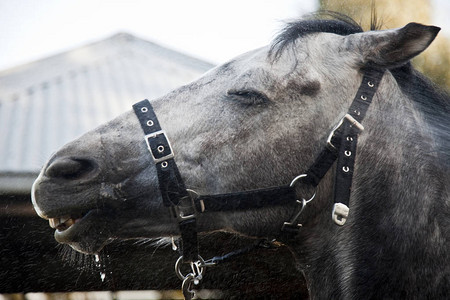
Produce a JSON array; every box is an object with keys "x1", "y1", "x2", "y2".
[{"x1": 348, "y1": 23, "x2": 440, "y2": 68}]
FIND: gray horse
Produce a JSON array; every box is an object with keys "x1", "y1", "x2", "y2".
[{"x1": 32, "y1": 14, "x2": 449, "y2": 298}]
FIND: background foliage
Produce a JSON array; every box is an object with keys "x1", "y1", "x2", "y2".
[{"x1": 321, "y1": 0, "x2": 449, "y2": 90}]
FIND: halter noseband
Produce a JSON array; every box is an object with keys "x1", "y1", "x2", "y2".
[{"x1": 132, "y1": 67, "x2": 385, "y2": 299}]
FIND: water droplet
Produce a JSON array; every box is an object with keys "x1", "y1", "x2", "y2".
[
  {"x1": 171, "y1": 237, "x2": 178, "y2": 251},
  {"x1": 94, "y1": 254, "x2": 107, "y2": 282}
]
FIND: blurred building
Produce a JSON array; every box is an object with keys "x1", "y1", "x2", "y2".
[{"x1": 0, "y1": 32, "x2": 214, "y2": 194}]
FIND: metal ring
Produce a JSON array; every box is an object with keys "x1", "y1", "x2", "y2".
[
  {"x1": 368, "y1": 81, "x2": 374, "y2": 87},
  {"x1": 346, "y1": 136, "x2": 353, "y2": 142},
  {"x1": 161, "y1": 161, "x2": 168, "y2": 168},
  {"x1": 290, "y1": 174, "x2": 307, "y2": 187},
  {"x1": 344, "y1": 150, "x2": 351, "y2": 157},
  {"x1": 175, "y1": 256, "x2": 206, "y2": 281},
  {"x1": 187, "y1": 189, "x2": 204, "y2": 212},
  {"x1": 157, "y1": 145, "x2": 165, "y2": 153},
  {"x1": 290, "y1": 174, "x2": 316, "y2": 203},
  {"x1": 360, "y1": 95, "x2": 367, "y2": 101},
  {"x1": 181, "y1": 274, "x2": 196, "y2": 299},
  {"x1": 141, "y1": 107, "x2": 148, "y2": 113},
  {"x1": 342, "y1": 166, "x2": 350, "y2": 173},
  {"x1": 146, "y1": 120, "x2": 154, "y2": 127}
]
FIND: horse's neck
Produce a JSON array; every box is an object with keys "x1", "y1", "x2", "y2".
[{"x1": 298, "y1": 73, "x2": 448, "y2": 299}]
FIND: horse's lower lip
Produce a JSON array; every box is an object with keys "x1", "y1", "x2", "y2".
[
  {"x1": 52, "y1": 209, "x2": 115, "y2": 254},
  {"x1": 53, "y1": 210, "x2": 93, "y2": 243}
]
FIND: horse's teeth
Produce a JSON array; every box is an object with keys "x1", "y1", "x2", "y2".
[
  {"x1": 64, "y1": 218, "x2": 75, "y2": 227},
  {"x1": 48, "y1": 216, "x2": 75, "y2": 229},
  {"x1": 49, "y1": 218, "x2": 59, "y2": 228},
  {"x1": 60, "y1": 216, "x2": 71, "y2": 224}
]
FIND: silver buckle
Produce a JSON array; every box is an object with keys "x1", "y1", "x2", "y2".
[
  {"x1": 172, "y1": 189, "x2": 203, "y2": 221},
  {"x1": 145, "y1": 130, "x2": 175, "y2": 164},
  {"x1": 344, "y1": 114, "x2": 364, "y2": 132},
  {"x1": 327, "y1": 114, "x2": 364, "y2": 151},
  {"x1": 173, "y1": 205, "x2": 196, "y2": 221}
]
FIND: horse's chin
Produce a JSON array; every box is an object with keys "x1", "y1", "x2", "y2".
[
  {"x1": 53, "y1": 209, "x2": 116, "y2": 254},
  {"x1": 65, "y1": 241, "x2": 108, "y2": 255}
]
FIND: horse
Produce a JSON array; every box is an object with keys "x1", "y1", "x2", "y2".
[{"x1": 31, "y1": 13, "x2": 449, "y2": 299}]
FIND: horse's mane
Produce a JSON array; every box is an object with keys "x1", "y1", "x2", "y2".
[
  {"x1": 269, "y1": 11, "x2": 364, "y2": 58},
  {"x1": 271, "y1": 11, "x2": 450, "y2": 166},
  {"x1": 393, "y1": 65, "x2": 450, "y2": 165}
]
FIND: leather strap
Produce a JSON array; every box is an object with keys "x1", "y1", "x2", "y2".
[
  {"x1": 196, "y1": 185, "x2": 296, "y2": 212},
  {"x1": 305, "y1": 68, "x2": 384, "y2": 187},
  {"x1": 331, "y1": 67, "x2": 385, "y2": 224},
  {"x1": 133, "y1": 100, "x2": 198, "y2": 262},
  {"x1": 133, "y1": 100, "x2": 189, "y2": 207}
]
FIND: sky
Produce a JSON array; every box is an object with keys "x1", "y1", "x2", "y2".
[
  {"x1": 0, "y1": 0, "x2": 315, "y2": 70},
  {"x1": 0, "y1": 0, "x2": 448, "y2": 71}
]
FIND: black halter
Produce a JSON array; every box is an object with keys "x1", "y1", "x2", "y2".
[{"x1": 132, "y1": 67, "x2": 385, "y2": 298}]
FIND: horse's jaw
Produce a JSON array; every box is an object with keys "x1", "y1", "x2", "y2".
[
  {"x1": 53, "y1": 209, "x2": 117, "y2": 254},
  {"x1": 30, "y1": 112, "x2": 180, "y2": 254},
  {"x1": 32, "y1": 171, "x2": 117, "y2": 254},
  {"x1": 32, "y1": 175, "x2": 178, "y2": 254}
]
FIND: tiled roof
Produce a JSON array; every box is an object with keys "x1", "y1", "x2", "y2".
[{"x1": 0, "y1": 33, "x2": 214, "y2": 193}]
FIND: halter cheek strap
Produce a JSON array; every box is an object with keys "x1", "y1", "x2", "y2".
[
  {"x1": 132, "y1": 101, "x2": 186, "y2": 206},
  {"x1": 333, "y1": 68, "x2": 384, "y2": 223},
  {"x1": 133, "y1": 101, "x2": 199, "y2": 263},
  {"x1": 301, "y1": 67, "x2": 385, "y2": 225}
]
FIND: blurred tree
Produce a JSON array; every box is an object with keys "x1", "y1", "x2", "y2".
[{"x1": 320, "y1": 0, "x2": 449, "y2": 90}]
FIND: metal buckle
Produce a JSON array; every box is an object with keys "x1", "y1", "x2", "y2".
[
  {"x1": 173, "y1": 205, "x2": 196, "y2": 221},
  {"x1": 145, "y1": 130, "x2": 175, "y2": 164},
  {"x1": 327, "y1": 114, "x2": 364, "y2": 151},
  {"x1": 172, "y1": 189, "x2": 203, "y2": 221},
  {"x1": 344, "y1": 114, "x2": 364, "y2": 132}
]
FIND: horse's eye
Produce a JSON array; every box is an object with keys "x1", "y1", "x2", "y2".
[{"x1": 227, "y1": 88, "x2": 270, "y2": 106}]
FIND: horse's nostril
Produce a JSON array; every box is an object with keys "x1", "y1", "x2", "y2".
[{"x1": 45, "y1": 157, "x2": 97, "y2": 180}]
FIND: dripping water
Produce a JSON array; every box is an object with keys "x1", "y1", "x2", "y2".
[
  {"x1": 94, "y1": 254, "x2": 105, "y2": 282},
  {"x1": 94, "y1": 253, "x2": 112, "y2": 283},
  {"x1": 59, "y1": 245, "x2": 114, "y2": 286}
]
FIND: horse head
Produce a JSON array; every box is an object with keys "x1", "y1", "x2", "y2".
[{"x1": 32, "y1": 14, "x2": 448, "y2": 298}]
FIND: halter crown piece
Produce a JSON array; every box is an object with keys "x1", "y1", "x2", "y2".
[{"x1": 132, "y1": 67, "x2": 385, "y2": 299}]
